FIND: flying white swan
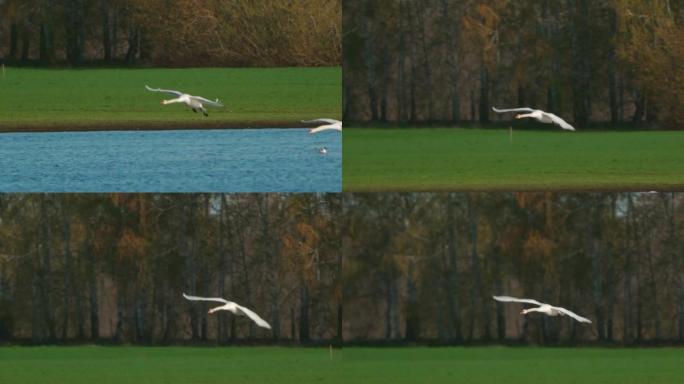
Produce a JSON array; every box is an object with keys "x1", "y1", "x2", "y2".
[
  {"x1": 493, "y1": 295, "x2": 591, "y2": 323},
  {"x1": 492, "y1": 107, "x2": 575, "y2": 131},
  {"x1": 145, "y1": 85, "x2": 223, "y2": 117},
  {"x1": 302, "y1": 118, "x2": 342, "y2": 134},
  {"x1": 182, "y1": 293, "x2": 272, "y2": 329}
]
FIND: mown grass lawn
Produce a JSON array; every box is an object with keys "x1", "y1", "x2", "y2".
[
  {"x1": 0, "y1": 346, "x2": 342, "y2": 384},
  {"x1": 0, "y1": 346, "x2": 682, "y2": 383},
  {"x1": 341, "y1": 347, "x2": 684, "y2": 384},
  {"x1": 0, "y1": 67, "x2": 340, "y2": 130},
  {"x1": 343, "y1": 128, "x2": 684, "y2": 191}
]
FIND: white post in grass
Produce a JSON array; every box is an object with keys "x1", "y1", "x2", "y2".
[
  {"x1": 509, "y1": 126, "x2": 513, "y2": 143},
  {"x1": 1, "y1": 64, "x2": 5, "y2": 78},
  {"x1": 329, "y1": 344, "x2": 333, "y2": 361}
]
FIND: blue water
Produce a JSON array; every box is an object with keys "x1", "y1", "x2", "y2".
[{"x1": 0, "y1": 128, "x2": 341, "y2": 192}]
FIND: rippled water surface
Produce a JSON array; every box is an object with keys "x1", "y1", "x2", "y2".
[{"x1": 0, "y1": 128, "x2": 341, "y2": 192}]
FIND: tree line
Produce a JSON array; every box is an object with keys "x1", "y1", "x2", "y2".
[
  {"x1": 0, "y1": 0, "x2": 341, "y2": 67},
  {"x1": 343, "y1": 0, "x2": 684, "y2": 128},
  {"x1": 0, "y1": 194, "x2": 342, "y2": 344},
  {"x1": 0, "y1": 192, "x2": 682, "y2": 346},
  {"x1": 344, "y1": 192, "x2": 684, "y2": 345}
]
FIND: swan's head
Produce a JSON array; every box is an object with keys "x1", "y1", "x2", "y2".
[
  {"x1": 520, "y1": 309, "x2": 528, "y2": 315},
  {"x1": 514, "y1": 114, "x2": 523, "y2": 119}
]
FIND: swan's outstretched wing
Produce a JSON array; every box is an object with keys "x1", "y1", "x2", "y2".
[
  {"x1": 492, "y1": 107, "x2": 536, "y2": 114},
  {"x1": 310, "y1": 125, "x2": 342, "y2": 134},
  {"x1": 182, "y1": 293, "x2": 229, "y2": 304},
  {"x1": 190, "y1": 95, "x2": 224, "y2": 107},
  {"x1": 554, "y1": 306, "x2": 592, "y2": 323},
  {"x1": 234, "y1": 304, "x2": 272, "y2": 329},
  {"x1": 493, "y1": 295, "x2": 543, "y2": 306},
  {"x1": 302, "y1": 118, "x2": 341, "y2": 125},
  {"x1": 545, "y1": 113, "x2": 576, "y2": 131},
  {"x1": 145, "y1": 85, "x2": 184, "y2": 97}
]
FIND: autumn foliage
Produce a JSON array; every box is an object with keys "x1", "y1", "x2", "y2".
[
  {"x1": 344, "y1": 0, "x2": 684, "y2": 128},
  {"x1": 0, "y1": 0, "x2": 341, "y2": 67}
]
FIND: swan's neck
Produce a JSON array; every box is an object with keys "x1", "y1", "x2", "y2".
[
  {"x1": 163, "y1": 97, "x2": 184, "y2": 105},
  {"x1": 522, "y1": 307, "x2": 544, "y2": 315}
]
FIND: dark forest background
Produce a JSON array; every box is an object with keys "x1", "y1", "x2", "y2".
[
  {"x1": 0, "y1": 193, "x2": 682, "y2": 346},
  {"x1": 343, "y1": 0, "x2": 684, "y2": 128},
  {"x1": 0, "y1": 0, "x2": 341, "y2": 67}
]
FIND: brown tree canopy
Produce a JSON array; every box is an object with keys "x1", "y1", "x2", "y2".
[
  {"x1": 343, "y1": 0, "x2": 684, "y2": 129},
  {"x1": 0, "y1": 0, "x2": 341, "y2": 67}
]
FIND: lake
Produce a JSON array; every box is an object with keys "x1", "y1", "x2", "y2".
[{"x1": 0, "y1": 128, "x2": 341, "y2": 192}]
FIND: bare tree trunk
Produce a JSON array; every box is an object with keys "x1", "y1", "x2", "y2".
[
  {"x1": 125, "y1": 29, "x2": 139, "y2": 64},
  {"x1": 61, "y1": 203, "x2": 73, "y2": 340},
  {"x1": 101, "y1": 0, "x2": 112, "y2": 61},
  {"x1": 39, "y1": 196, "x2": 56, "y2": 341},
  {"x1": 416, "y1": 2, "x2": 434, "y2": 122},
  {"x1": 20, "y1": 32, "x2": 30, "y2": 62},
  {"x1": 590, "y1": 198, "x2": 605, "y2": 342},
  {"x1": 468, "y1": 196, "x2": 487, "y2": 340},
  {"x1": 9, "y1": 23, "x2": 18, "y2": 59},
  {"x1": 479, "y1": 67, "x2": 490, "y2": 124},
  {"x1": 405, "y1": 261, "x2": 419, "y2": 341},
  {"x1": 571, "y1": 0, "x2": 592, "y2": 127},
  {"x1": 299, "y1": 282, "x2": 310, "y2": 343},
  {"x1": 65, "y1": 0, "x2": 86, "y2": 65},
  {"x1": 384, "y1": 272, "x2": 398, "y2": 340},
  {"x1": 608, "y1": 8, "x2": 619, "y2": 125},
  {"x1": 363, "y1": 3, "x2": 378, "y2": 121},
  {"x1": 39, "y1": 0, "x2": 56, "y2": 64},
  {"x1": 442, "y1": 0, "x2": 461, "y2": 123},
  {"x1": 74, "y1": 246, "x2": 85, "y2": 340},
  {"x1": 633, "y1": 89, "x2": 645, "y2": 124},
  {"x1": 445, "y1": 194, "x2": 462, "y2": 342},
  {"x1": 86, "y1": 226, "x2": 99, "y2": 340},
  {"x1": 396, "y1": 0, "x2": 406, "y2": 122},
  {"x1": 645, "y1": 240, "x2": 661, "y2": 340}
]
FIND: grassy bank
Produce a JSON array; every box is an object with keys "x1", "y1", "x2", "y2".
[
  {"x1": 0, "y1": 346, "x2": 682, "y2": 383},
  {"x1": 0, "y1": 67, "x2": 340, "y2": 131},
  {"x1": 343, "y1": 128, "x2": 684, "y2": 190}
]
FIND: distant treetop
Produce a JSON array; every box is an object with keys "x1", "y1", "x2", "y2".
[{"x1": 0, "y1": 0, "x2": 341, "y2": 68}]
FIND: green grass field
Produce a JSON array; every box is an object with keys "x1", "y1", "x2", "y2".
[
  {"x1": 0, "y1": 67, "x2": 340, "y2": 130},
  {"x1": 0, "y1": 346, "x2": 682, "y2": 383},
  {"x1": 343, "y1": 128, "x2": 684, "y2": 190}
]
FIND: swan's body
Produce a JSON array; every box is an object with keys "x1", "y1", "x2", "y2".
[
  {"x1": 146, "y1": 85, "x2": 223, "y2": 117},
  {"x1": 493, "y1": 295, "x2": 591, "y2": 323},
  {"x1": 182, "y1": 293, "x2": 271, "y2": 329},
  {"x1": 492, "y1": 107, "x2": 575, "y2": 131},
  {"x1": 303, "y1": 119, "x2": 342, "y2": 134},
  {"x1": 319, "y1": 147, "x2": 328, "y2": 154}
]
